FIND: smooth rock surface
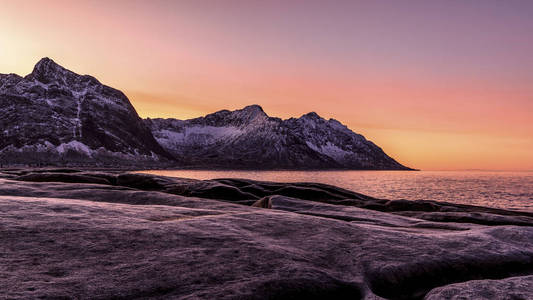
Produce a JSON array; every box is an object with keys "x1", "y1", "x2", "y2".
[{"x1": 1, "y1": 169, "x2": 532, "y2": 299}]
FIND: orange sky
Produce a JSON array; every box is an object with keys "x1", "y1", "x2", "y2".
[{"x1": 1, "y1": 0, "x2": 532, "y2": 170}]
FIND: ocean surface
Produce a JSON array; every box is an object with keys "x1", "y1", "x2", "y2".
[{"x1": 138, "y1": 170, "x2": 533, "y2": 212}]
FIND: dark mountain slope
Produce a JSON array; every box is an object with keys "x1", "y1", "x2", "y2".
[
  {"x1": 146, "y1": 105, "x2": 411, "y2": 170},
  {"x1": 0, "y1": 58, "x2": 171, "y2": 166}
]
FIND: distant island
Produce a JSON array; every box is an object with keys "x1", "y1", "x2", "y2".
[{"x1": 0, "y1": 58, "x2": 412, "y2": 170}]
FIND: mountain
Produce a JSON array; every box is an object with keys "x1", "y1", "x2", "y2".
[
  {"x1": 145, "y1": 105, "x2": 412, "y2": 170},
  {"x1": 1, "y1": 58, "x2": 411, "y2": 169},
  {"x1": 0, "y1": 58, "x2": 171, "y2": 166}
]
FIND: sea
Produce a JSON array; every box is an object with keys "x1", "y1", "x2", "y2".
[{"x1": 138, "y1": 170, "x2": 533, "y2": 212}]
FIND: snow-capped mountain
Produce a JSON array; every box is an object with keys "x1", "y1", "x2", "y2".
[
  {"x1": 1, "y1": 58, "x2": 411, "y2": 169},
  {"x1": 0, "y1": 58, "x2": 171, "y2": 166},
  {"x1": 146, "y1": 105, "x2": 412, "y2": 170}
]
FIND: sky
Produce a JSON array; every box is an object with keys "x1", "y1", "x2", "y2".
[{"x1": 1, "y1": 0, "x2": 532, "y2": 170}]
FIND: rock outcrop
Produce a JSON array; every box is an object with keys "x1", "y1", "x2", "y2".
[{"x1": 0, "y1": 169, "x2": 531, "y2": 299}]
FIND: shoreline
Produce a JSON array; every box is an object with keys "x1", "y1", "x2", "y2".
[
  {"x1": 2, "y1": 167, "x2": 531, "y2": 213},
  {"x1": 0, "y1": 165, "x2": 419, "y2": 172},
  {"x1": 1, "y1": 169, "x2": 532, "y2": 299}
]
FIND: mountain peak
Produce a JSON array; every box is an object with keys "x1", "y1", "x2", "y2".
[
  {"x1": 235, "y1": 104, "x2": 268, "y2": 119},
  {"x1": 241, "y1": 104, "x2": 264, "y2": 113},
  {"x1": 1, "y1": 57, "x2": 172, "y2": 165},
  {"x1": 301, "y1": 111, "x2": 321, "y2": 120},
  {"x1": 29, "y1": 57, "x2": 69, "y2": 83},
  {"x1": 35, "y1": 57, "x2": 55, "y2": 65},
  {"x1": 33, "y1": 57, "x2": 63, "y2": 73}
]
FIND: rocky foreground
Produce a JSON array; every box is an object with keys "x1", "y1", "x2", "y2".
[{"x1": 0, "y1": 169, "x2": 532, "y2": 299}]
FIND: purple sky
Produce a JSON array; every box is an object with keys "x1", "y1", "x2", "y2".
[{"x1": 1, "y1": 0, "x2": 532, "y2": 170}]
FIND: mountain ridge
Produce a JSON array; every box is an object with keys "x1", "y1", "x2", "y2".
[
  {"x1": 146, "y1": 104, "x2": 412, "y2": 170},
  {"x1": 1, "y1": 58, "x2": 412, "y2": 170}
]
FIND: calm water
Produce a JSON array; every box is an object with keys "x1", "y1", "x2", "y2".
[{"x1": 138, "y1": 170, "x2": 533, "y2": 212}]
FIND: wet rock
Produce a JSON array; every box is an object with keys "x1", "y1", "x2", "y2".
[{"x1": 17, "y1": 172, "x2": 113, "y2": 185}]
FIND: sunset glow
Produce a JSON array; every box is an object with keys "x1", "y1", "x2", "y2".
[{"x1": 1, "y1": 0, "x2": 532, "y2": 170}]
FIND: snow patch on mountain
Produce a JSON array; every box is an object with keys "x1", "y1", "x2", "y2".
[
  {"x1": 56, "y1": 141, "x2": 92, "y2": 156},
  {"x1": 145, "y1": 105, "x2": 412, "y2": 170},
  {"x1": 154, "y1": 126, "x2": 244, "y2": 148},
  {"x1": 306, "y1": 141, "x2": 351, "y2": 161}
]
